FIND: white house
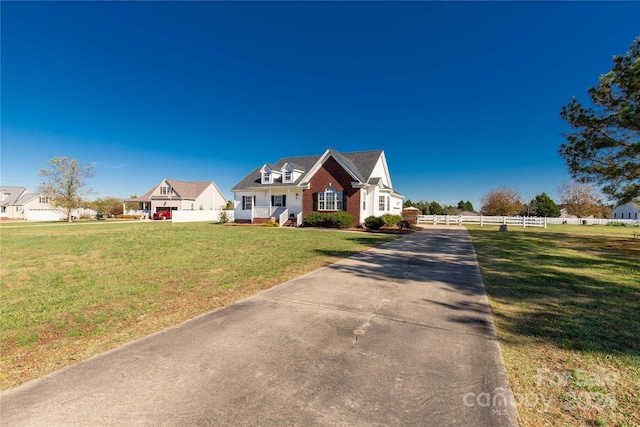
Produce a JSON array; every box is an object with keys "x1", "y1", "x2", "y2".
[
  {"x1": 613, "y1": 201, "x2": 640, "y2": 221},
  {"x1": 231, "y1": 148, "x2": 404, "y2": 226},
  {"x1": 125, "y1": 179, "x2": 227, "y2": 218},
  {"x1": 0, "y1": 186, "x2": 61, "y2": 221}
]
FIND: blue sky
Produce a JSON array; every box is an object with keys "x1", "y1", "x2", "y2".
[{"x1": 2, "y1": 2, "x2": 639, "y2": 209}]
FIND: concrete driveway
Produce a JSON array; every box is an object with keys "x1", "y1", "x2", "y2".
[{"x1": 1, "y1": 226, "x2": 519, "y2": 426}]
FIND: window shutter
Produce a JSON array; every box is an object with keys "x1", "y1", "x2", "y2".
[
  {"x1": 313, "y1": 193, "x2": 318, "y2": 211},
  {"x1": 271, "y1": 195, "x2": 274, "y2": 206},
  {"x1": 242, "y1": 196, "x2": 246, "y2": 210},
  {"x1": 282, "y1": 195, "x2": 286, "y2": 207}
]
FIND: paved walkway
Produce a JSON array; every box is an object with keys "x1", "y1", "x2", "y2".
[{"x1": 1, "y1": 226, "x2": 519, "y2": 426}]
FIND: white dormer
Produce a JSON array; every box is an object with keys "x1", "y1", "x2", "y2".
[
  {"x1": 281, "y1": 162, "x2": 303, "y2": 183},
  {"x1": 260, "y1": 164, "x2": 275, "y2": 184}
]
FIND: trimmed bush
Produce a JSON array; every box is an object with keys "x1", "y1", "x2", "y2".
[
  {"x1": 324, "y1": 212, "x2": 356, "y2": 229},
  {"x1": 365, "y1": 216, "x2": 385, "y2": 230},
  {"x1": 381, "y1": 214, "x2": 403, "y2": 227},
  {"x1": 302, "y1": 212, "x2": 356, "y2": 229},
  {"x1": 262, "y1": 220, "x2": 280, "y2": 227},
  {"x1": 302, "y1": 212, "x2": 325, "y2": 227}
]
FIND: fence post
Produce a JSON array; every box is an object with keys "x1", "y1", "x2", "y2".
[
  {"x1": 480, "y1": 215, "x2": 484, "y2": 227},
  {"x1": 446, "y1": 215, "x2": 450, "y2": 225},
  {"x1": 544, "y1": 217, "x2": 548, "y2": 229}
]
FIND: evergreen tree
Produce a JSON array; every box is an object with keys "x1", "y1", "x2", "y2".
[
  {"x1": 559, "y1": 37, "x2": 640, "y2": 204},
  {"x1": 534, "y1": 192, "x2": 561, "y2": 217}
]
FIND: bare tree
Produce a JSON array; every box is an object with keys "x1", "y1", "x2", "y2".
[
  {"x1": 39, "y1": 157, "x2": 94, "y2": 222},
  {"x1": 557, "y1": 181, "x2": 602, "y2": 218},
  {"x1": 481, "y1": 186, "x2": 522, "y2": 216}
]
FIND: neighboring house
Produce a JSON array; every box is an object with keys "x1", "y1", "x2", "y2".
[
  {"x1": 125, "y1": 179, "x2": 227, "y2": 217},
  {"x1": 231, "y1": 148, "x2": 404, "y2": 226},
  {"x1": 0, "y1": 186, "x2": 59, "y2": 220},
  {"x1": 613, "y1": 201, "x2": 640, "y2": 220}
]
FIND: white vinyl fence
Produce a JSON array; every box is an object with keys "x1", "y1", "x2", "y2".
[
  {"x1": 418, "y1": 215, "x2": 547, "y2": 228},
  {"x1": 171, "y1": 210, "x2": 234, "y2": 223},
  {"x1": 417, "y1": 215, "x2": 639, "y2": 228}
]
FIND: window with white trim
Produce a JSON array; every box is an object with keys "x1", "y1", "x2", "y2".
[
  {"x1": 379, "y1": 195, "x2": 386, "y2": 211},
  {"x1": 284, "y1": 171, "x2": 292, "y2": 182},
  {"x1": 39, "y1": 196, "x2": 48, "y2": 204},
  {"x1": 161, "y1": 186, "x2": 172, "y2": 195},
  {"x1": 318, "y1": 186, "x2": 343, "y2": 211},
  {"x1": 263, "y1": 172, "x2": 271, "y2": 183},
  {"x1": 242, "y1": 196, "x2": 253, "y2": 210}
]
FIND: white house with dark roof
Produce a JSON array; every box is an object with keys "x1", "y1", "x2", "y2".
[
  {"x1": 613, "y1": 201, "x2": 640, "y2": 221},
  {"x1": 231, "y1": 148, "x2": 403, "y2": 226},
  {"x1": 125, "y1": 179, "x2": 227, "y2": 218}
]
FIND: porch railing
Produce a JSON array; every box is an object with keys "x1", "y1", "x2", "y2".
[
  {"x1": 253, "y1": 205, "x2": 276, "y2": 219},
  {"x1": 279, "y1": 209, "x2": 289, "y2": 227}
]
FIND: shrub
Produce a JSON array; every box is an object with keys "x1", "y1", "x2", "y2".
[
  {"x1": 115, "y1": 214, "x2": 142, "y2": 220},
  {"x1": 302, "y1": 212, "x2": 356, "y2": 229},
  {"x1": 398, "y1": 220, "x2": 412, "y2": 230},
  {"x1": 262, "y1": 220, "x2": 280, "y2": 227},
  {"x1": 302, "y1": 212, "x2": 325, "y2": 227},
  {"x1": 324, "y1": 212, "x2": 356, "y2": 229},
  {"x1": 218, "y1": 210, "x2": 231, "y2": 224},
  {"x1": 381, "y1": 214, "x2": 403, "y2": 227},
  {"x1": 365, "y1": 216, "x2": 385, "y2": 230}
]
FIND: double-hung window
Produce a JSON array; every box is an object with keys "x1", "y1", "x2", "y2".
[
  {"x1": 284, "y1": 171, "x2": 292, "y2": 182},
  {"x1": 161, "y1": 186, "x2": 172, "y2": 195},
  {"x1": 263, "y1": 172, "x2": 271, "y2": 183},
  {"x1": 242, "y1": 196, "x2": 253, "y2": 210},
  {"x1": 319, "y1": 186, "x2": 343, "y2": 211},
  {"x1": 379, "y1": 196, "x2": 386, "y2": 211}
]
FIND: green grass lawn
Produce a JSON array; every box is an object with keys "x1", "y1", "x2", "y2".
[
  {"x1": 467, "y1": 224, "x2": 640, "y2": 427},
  {"x1": 0, "y1": 221, "x2": 397, "y2": 390}
]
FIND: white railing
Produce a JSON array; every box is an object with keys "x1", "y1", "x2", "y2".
[
  {"x1": 297, "y1": 212, "x2": 303, "y2": 227},
  {"x1": 417, "y1": 215, "x2": 547, "y2": 228},
  {"x1": 279, "y1": 209, "x2": 289, "y2": 227},
  {"x1": 252, "y1": 205, "x2": 276, "y2": 219}
]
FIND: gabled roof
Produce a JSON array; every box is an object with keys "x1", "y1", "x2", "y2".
[
  {"x1": 0, "y1": 186, "x2": 29, "y2": 206},
  {"x1": 614, "y1": 201, "x2": 640, "y2": 210},
  {"x1": 15, "y1": 193, "x2": 41, "y2": 205},
  {"x1": 231, "y1": 149, "x2": 387, "y2": 191},
  {"x1": 127, "y1": 179, "x2": 219, "y2": 201}
]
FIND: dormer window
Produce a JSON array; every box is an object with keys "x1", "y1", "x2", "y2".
[
  {"x1": 284, "y1": 170, "x2": 292, "y2": 182},
  {"x1": 263, "y1": 172, "x2": 271, "y2": 183}
]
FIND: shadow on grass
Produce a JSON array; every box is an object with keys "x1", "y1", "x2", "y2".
[{"x1": 468, "y1": 228, "x2": 640, "y2": 355}]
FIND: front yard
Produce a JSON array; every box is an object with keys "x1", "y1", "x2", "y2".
[
  {"x1": 468, "y1": 224, "x2": 639, "y2": 427},
  {"x1": 0, "y1": 221, "x2": 397, "y2": 390}
]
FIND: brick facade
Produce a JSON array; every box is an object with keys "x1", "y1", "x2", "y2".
[{"x1": 302, "y1": 156, "x2": 361, "y2": 221}]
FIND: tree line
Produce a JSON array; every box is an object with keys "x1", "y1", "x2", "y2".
[
  {"x1": 403, "y1": 199, "x2": 475, "y2": 216},
  {"x1": 408, "y1": 181, "x2": 613, "y2": 219}
]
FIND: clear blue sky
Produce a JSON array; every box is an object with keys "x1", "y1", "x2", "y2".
[{"x1": 2, "y1": 1, "x2": 638, "y2": 209}]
